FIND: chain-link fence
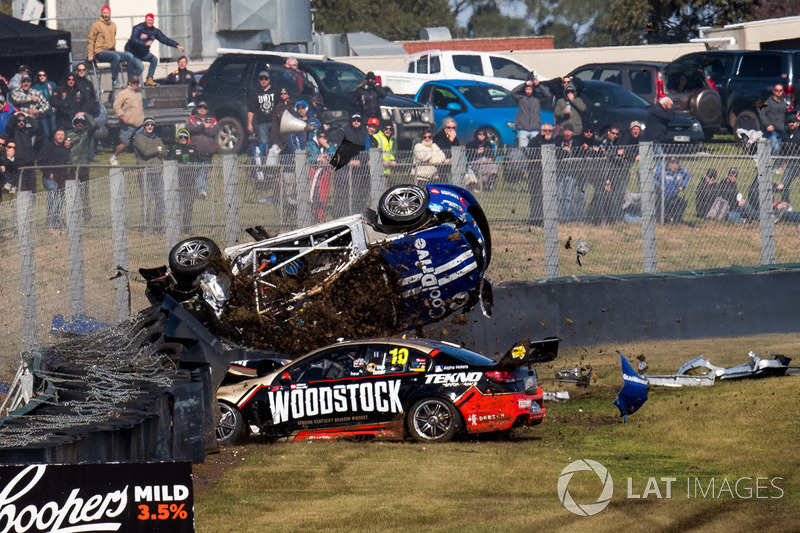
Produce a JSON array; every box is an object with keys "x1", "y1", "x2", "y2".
[{"x1": 1, "y1": 140, "x2": 798, "y2": 377}]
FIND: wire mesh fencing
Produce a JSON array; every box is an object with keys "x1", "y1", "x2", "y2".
[{"x1": 1, "y1": 139, "x2": 798, "y2": 377}]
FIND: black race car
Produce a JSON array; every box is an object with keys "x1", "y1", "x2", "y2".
[{"x1": 215, "y1": 336, "x2": 559, "y2": 444}]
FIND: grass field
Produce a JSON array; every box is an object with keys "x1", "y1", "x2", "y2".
[{"x1": 192, "y1": 334, "x2": 800, "y2": 532}]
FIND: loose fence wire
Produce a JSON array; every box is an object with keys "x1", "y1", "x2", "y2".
[{"x1": 1, "y1": 140, "x2": 798, "y2": 381}]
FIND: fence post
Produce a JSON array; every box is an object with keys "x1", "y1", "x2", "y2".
[
  {"x1": 639, "y1": 142, "x2": 658, "y2": 274},
  {"x1": 163, "y1": 160, "x2": 180, "y2": 251},
  {"x1": 756, "y1": 139, "x2": 776, "y2": 265},
  {"x1": 16, "y1": 191, "x2": 38, "y2": 349},
  {"x1": 451, "y1": 145, "x2": 466, "y2": 188},
  {"x1": 109, "y1": 167, "x2": 131, "y2": 321},
  {"x1": 368, "y1": 149, "x2": 384, "y2": 209},
  {"x1": 294, "y1": 151, "x2": 312, "y2": 229},
  {"x1": 65, "y1": 179, "x2": 86, "y2": 318},
  {"x1": 541, "y1": 144, "x2": 559, "y2": 279},
  {"x1": 222, "y1": 154, "x2": 240, "y2": 247}
]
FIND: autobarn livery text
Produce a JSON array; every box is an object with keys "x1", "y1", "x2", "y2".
[{"x1": 269, "y1": 380, "x2": 403, "y2": 423}]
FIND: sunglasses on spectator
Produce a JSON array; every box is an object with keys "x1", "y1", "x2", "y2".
[
  {"x1": 609, "y1": 131, "x2": 620, "y2": 135},
  {"x1": 383, "y1": 127, "x2": 393, "y2": 131},
  {"x1": 422, "y1": 134, "x2": 432, "y2": 139},
  {"x1": 76, "y1": 67, "x2": 86, "y2": 71},
  {"x1": 6, "y1": 144, "x2": 15, "y2": 149},
  {"x1": 445, "y1": 126, "x2": 455, "y2": 129},
  {"x1": 541, "y1": 128, "x2": 553, "y2": 133},
  {"x1": 38, "y1": 73, "x2": 47, "y2": 77}
]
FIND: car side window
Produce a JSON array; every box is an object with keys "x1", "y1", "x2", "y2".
[
  {"x1": 363, "y1": 345, "x2": 429, "y2": 375},
  {"x1": 453, "y1": 55, "x2": 483, "y2": 76},
  {"x1": 216, "y1": 60, "x2": 248, "y2": 87},
  {"x1": 598, "y1": 68, "x2": 622, "y2": 85},
  {"x1": 572, "y1": 69, "x2": 596, "y2": 81},
  {"x1": 490, "y1": 57, "x2": 529, "y2": 80},
  {"x1": 629, "y1": 69, "x2": 653, "y2": 96},
  {"x1": 415, "y1": 56, "x2": 428, "y2": 74},
  {"x1": 738, "y1": 54, "x2": 782, "y2": 78},
  {"x1": 430, "y1": 55, "x2": 441, "y2": 74},
  {"x1": 432, "y1": 87, "x2": 459, "y2": 109},
  {"x1": 289, "y1": 348, "x2": 364, "y2": 383}
]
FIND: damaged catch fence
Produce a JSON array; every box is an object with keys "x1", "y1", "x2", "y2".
[{"x1": 0, "y1": 140, "x2": 798, "y2": 375}]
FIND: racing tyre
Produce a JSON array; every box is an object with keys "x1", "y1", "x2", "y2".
[
  {"x1": 378, "y1": 185, "x2": 430, "y2": 226},
  {"x1": 408, "y1": 398, "x2": 461, "y2": 442},
  {"x1": 216, "y1": 116, "x2": 245, "y2": 154},
  {"x1": 216, "y1": 401, "x2": 244, "y2": 445},
  {"x1": 168, "y1": 237, "x2": 220, "y2": 282}
]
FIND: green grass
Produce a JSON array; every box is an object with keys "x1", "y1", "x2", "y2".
[{"x1": 193, "y1": 334, "x2": 800, "y2": 532}]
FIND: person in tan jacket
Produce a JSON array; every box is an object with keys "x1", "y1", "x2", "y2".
[
  {"x1": 87, "y1": 5, "x2": 135, "y2": 89},
  {"x1": 110, "y1": 75, "x2": 144, "y2": 165}
]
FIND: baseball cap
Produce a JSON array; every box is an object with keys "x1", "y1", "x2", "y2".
[
  {"x1": 177, "y1": 128, "x2": 190, "y2": 139},
  {"x1": 367, "y1": 117, "x2": 380, "y2": 127},
  {"x1": 143, "y1": 117, "x2": 156, "y2": 125},
  {"x1": 294, "y1": 100, "x2": 308, "y2": 110},
  {"x1": 351, "y1": 113, "x2": 362, "y2": 121},
  {"x1": 258, "y1": 71, "x2": 270, "y2": 79},
  {"x1": 629, "y1": 121, "x2": 643, "y2": 130},
  {"x1": 72, "y1": 114, "x2": 87, "y2": 126},
  {"x1": 20, "y1": 75, "x2": 31, "y2": 82},
  {"x1": 365, "y1": 71, "x2": 376, "y2": 81},
  {"x1": 196, "y1": 101, "x2": 208, "y2": 108}
]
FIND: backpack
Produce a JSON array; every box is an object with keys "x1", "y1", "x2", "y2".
[{"x1": 706, "y1": 196, "x2": 730, "y2": 221}]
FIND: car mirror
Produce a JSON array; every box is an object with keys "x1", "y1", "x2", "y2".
[{"x1": 446, "y1": 102, "x2": 463, "y2": 112}]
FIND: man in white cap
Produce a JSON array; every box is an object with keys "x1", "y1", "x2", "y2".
[
  {"x1": 87, "y1": 5, "x2": 136, "y2": 89},
  {"x1": 125, "y1": 13, "x2": 184, "y2": 87}
]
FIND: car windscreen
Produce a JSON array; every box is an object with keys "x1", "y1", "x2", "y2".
[
  {"x1": 456, "y1": 85, "x2": 516, "y2": 108},
  {"x1": 583, "y1": 83, "x2": 649, "y2": 108},
  {"x1": 310, "y1": 64, "x2": 364, "y2": 93}
]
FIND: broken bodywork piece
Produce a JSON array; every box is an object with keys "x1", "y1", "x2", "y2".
[
  {"x1": 644, "y1": 351, "x2": 793, "y2": 387},
  {"x1": 555, "y1": 366, "x2": 595, "y2": 387}
]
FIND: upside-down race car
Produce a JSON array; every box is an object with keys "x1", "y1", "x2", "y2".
[{"x1": 216, "y1": 336, "x2": 559, "y2": 444}]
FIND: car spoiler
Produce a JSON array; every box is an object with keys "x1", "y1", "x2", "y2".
[{"x1": 496, "y1": 337, "x2": 559, "y2": 368}]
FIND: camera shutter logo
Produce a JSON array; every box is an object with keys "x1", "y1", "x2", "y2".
[{"x1": 557, "y1": 459, "x2": 614, "y2": 516}]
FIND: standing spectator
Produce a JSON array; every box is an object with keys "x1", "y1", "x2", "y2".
[
  {"x1": 282, "y1": 57, "x2": 314, "y2": 100},
  {"x1": 73, "y1": 63, "x2": 99, "y2": 115},
  {"x1": 185, "y1": 101, "x2": 218, "y2": 198},
  {"x1": 133, "y1": 117, "x2": 167, "y2": 232},
  {"x1": 308, "y1": 130, "x2": 336, "y2": 222},
  {"x1": 554, "y1": 82, "x2": 586, "y2": 136},
  {"x1": 587, "y1": 125, "x2": 629, "y2": 224},
  {"x1": 654, "y1": 156, "x2": 690, "y2": 223},
  {"x1": 32, "y1": 70, "x2": 57, "y2": 145},
  {"x1": 412, "y1": 130, "x2": 447, "y2": 185},
  {"x1": 8, "y1": 65, "x2": 32, "y2": 92},
  {"x1": 779, "y1": 114, "x2": 800, "y2": 203},
  {"x1": 87, "y1": 5, "x2": 135, "y2": 89},
  {"x1": 641, "y1": 97, "x2": 675, "y2": 144},
  {"x1": 554, "y1": 124, "x2": 580, "y2": 221},
  {"x1": 247, "y1": 71, "x2": 278, "y2": 157},
  {"x1": 287, "y1": 100, "x2": 320, "y2": 153},
  {"x1": 125, "y1": 13, "x2": 185, "y2": 87},
  {"x1": 165, "y1": 56, "x2": 198, "y2": 104},
  {"x1": 334, "y1": 113, "x2": 371, "y2": 216},
  {"x1": 50, "y1": 72, "x2": 87, "y2": 129},
  {"x1": 527, "y1": 123, "x2": 556, "y2": 226},
  {"x1": 432, "y1": 117, "x2": 461, "y2": 159},
  {"x1": 5, "y1": 113, "x2": 35, "y2": 192},
  {"x1": 110, "y1": 76, "x2": 144, "y2": 165},
  {"x1": 352, "y1": 72, "x2": 387, "y2": 122},
  {"x1": 10, "y1": 74, "x2": 49, "y2": 137},
  {"x1": 167, "y1": 129, "x2": 199, "y2": 233},
  {"x1": 511, "y1": 72, "x2": 551, "y2": 147},
  {"x1": 1, "y1": 139, "x2": 19, "y2": 195},
  {"x1": 270, "y1": 87, "x2": 294, "y2": 150},
  {"x1": 66, "y1": 113, "x2": 96, "y2": 223},
  {"x1": 622, "y1": 120, "x2": 643, "y2": 161},
  {"x1": 37, "y1": 127, "x2": 70, "y2": 230},
  {"x1": 0, "y1": 94, "x2": 18, "y2": 133},
  {"x1": 465, "y1": 128, "x2": 498, "y2": 192},
  {"x1": 695, "y1": 168, "x2": 720, "y2": 219},
  {"x1": 372, "y1": 120, "x2": 398, "y2": 179},
  {"x1": 759, "y1": 84, "x2": 786, "y2": 155}
]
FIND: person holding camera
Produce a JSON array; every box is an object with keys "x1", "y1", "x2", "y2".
[
  {"x1": 511, "y1": 72, "x2": 550, "y2": 147},
  {"x1": 352, "y1": 71, "x2": 387, "y2": 123}
]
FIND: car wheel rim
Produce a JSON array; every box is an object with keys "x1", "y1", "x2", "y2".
[
  {"x1": 413, "y1": 400, "x2": 453, "y2": 440},
  {"x1": 216, "y1": 403, "x2": 236, "y2": 441},
  {"x1": 385, "y1": 186, "x2": 424, "y2": 217},
  {"x1": 220, "y1": 125, "x2": 238, "y2": 150},
  {"x1": 175, "y1": 240, "x2": 214, "y2": 267}
]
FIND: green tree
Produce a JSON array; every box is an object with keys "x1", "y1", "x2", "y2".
[
  {"x1": 524, "y1": 0, "x2": 610, "y2": 47},
  {"x1": 600, "y1": 0, "x2": 753, "y2": 45},
  {"x1": 466, "y1": 2, "x2": 532, "y2": 37},
  {"x1": 312, "y1": 0, "x2": 455, "y2": 41}
]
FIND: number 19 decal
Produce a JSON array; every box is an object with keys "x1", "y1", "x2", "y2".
[{"x1": 390, "y1": 347, "x2": 408, "y2": 365}]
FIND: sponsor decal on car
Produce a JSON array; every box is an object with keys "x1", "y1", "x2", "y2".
[
  {"x1": 434, "y1": 364, "x2": 469, "y2": 372},
  {"x1": 268, "y1": 380, "x2": 403, "y2": 424},
  {"x1": 424, "y1": 371, "x2": 482, "y2": 386}
]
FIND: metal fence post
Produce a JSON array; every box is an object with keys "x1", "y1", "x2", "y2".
[
  {"x1": 110, "y1": 167, "x2": 131, "y2": 321},
  {"x1": 541, "y1": 144, "x2": 559, "y2": 279},
  {"x1": 294, "y1": 151, "x2": 312, "y2": 229},
  {"x1": 163, "y1": 160, "x2": 180, "y2": 251},
  {"x1": 16, "y1": 191, "x2": 37, "y2": 349},
  {"x1": 65, "y1": 179, "x2": 86, "y2": 318},
  {"x1": 368, "y1": 149, "x2": 384, "y2": 209},
  {"x1": 756, "y1": 139, "x2": 776, "y2": 265},
  {"x1": 639, "y1": 142, "x2": 658, "y2": 273},
  {"x1": 451, "y1": 145, "x2": 466, "y2": 188},
  {"x1": 222, "y1": 154, "x2": 241, "y2": 247}
]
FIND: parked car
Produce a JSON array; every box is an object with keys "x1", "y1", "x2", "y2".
[
  {"x1": 413, "y1": 79, "x2": 555, "y2": 148},
  {"x1": 579, "y1": 80, "x2": 704, "y2": 143},
  {"x1": 215, "y1": 336, "x2": 559, "y2": 444},
  {"x1": 201, "y1": 50, "x2": 434, "y2": 153},
  {"x1": 568, "y1": 61, "x2": 722, "y2": 139},
  {"x1": 143, "y1": 183, "x2": 493, "y2": 342},
  {"x1": 668, "y1": 50, "x2": 800, "y2": 131}
]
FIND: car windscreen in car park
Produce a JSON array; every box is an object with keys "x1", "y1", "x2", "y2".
[
  {"x1": 312, "y1": 64, "x2": 363, "y2": 92},
  {"x1": 457, "y1": 85, "x2": 516, "y2": 108},
  {"x1": 582, "y1": 82, "x2": 649, "y2": 108}
]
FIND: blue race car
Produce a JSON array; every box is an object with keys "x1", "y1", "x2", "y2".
[
  {"x1": 146, "y1": 184, "x2": 492, "y2": 352},
  {"x1": 414, "y1": 79, "x2": 555, "y2": 148}
]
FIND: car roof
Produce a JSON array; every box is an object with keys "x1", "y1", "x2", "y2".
[
  {"x1": 422, "y1": 79, "x2": 507, "y2": 90},
  {"x1": 301, "y1": 337, "x2": 497, "y2": 366},
  {"x1": 573, "y1": 61, "x2": 666, "y2": 70}
]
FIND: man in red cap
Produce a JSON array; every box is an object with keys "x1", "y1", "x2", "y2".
[
  {"x1": 87, "y1": 6, "x2": 135, "y2": 89},
  {"x1": 125, "y1": 13, "x2": 184, "y2": 87}
]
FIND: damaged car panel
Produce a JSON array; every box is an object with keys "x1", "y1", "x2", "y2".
[
  {"x1": 645, "y1": 351, "x2": 793, "y2": 387},
  {"x1": 215, "y1": 337, "x2": 559, "y2": 444}
]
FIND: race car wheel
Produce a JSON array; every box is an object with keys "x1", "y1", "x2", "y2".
[
  {"x1": 216, "y1": 401, "x2": 244, "y2": 445},
  {"x1": 379, "y1": 185, "x2": 430, "y2": 226},
  {"x1": 168, "y1": 237, "x2": 220, "y2": 282},
  {"x1": 408, "y1": 398, "x2": 461, "y2": 442}
]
